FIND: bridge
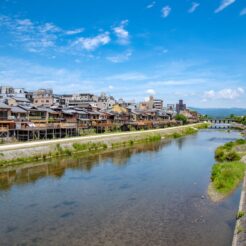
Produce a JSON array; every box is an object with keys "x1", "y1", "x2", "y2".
[
  {"x1": 207, "y1": 119, "x2": 233, "y2": 124},
  {"x1": 205, "y1": 119, "x2": 234, "y2": 129}
]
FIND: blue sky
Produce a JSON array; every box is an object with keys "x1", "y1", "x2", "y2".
[{"x1": 0, "y1": 0, "x2": 245, "y2": 108}]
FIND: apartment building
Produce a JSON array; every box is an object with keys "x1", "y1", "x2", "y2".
[{"x1": 33, "y1": 89, "x2": 54, "y2": 106}]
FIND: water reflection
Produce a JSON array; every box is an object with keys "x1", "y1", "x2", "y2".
[
  {"x1": 175, "y1": 134, "x2": 194, "y2": 150},
  {"x1": 0, "y1": 140, "x2": 171, "y2": 191}
]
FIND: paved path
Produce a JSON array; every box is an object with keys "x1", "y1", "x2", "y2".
[
  {"x1": 0, "y1": 124, "x2": 200, "y2": 151},
  {"x1": 232, "y1": 157, "x2": 246, "y2": 246}
]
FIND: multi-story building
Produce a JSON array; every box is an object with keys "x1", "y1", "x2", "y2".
[
  {"x1": 78, "y1": 93, "x2": 97, "y2": 102},
  {"x1": 97, "y1": 93, "x2": 116, "y2": 110},
  {"x1": 33, "y1": 89, "x2": 54, "y2": 106},
  {"x1": 61, "y1": 93, "x2": 98, "y2": 107},
  {"x1": 0, "y1": 86, "x2": 15, "y2": 94},
  {"x1": 139, "y1": 96, "x2": 163, "y2": 110},
  {"x1": 176, "y1": 99, "x2": 186, "y2": 114},
  {"x1": 167, "y1": 104, "x2": 175, "y2": 111},
  {"x1": 152, "y1": 98, "x2": 163, "y2": 110},
  {"x1": 0, "y1": 86, "x2": 26, "y2": 98},
  {"x1": 0, "y1": 102, "x2": 11, "y2": 120}
]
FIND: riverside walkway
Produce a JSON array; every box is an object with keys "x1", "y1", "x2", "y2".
[
  {"x1": 0, "y1": 123, "x2": 201, "y2": 152},
  {"x1": 232, "y1": 156, "x2": 246, "y2": 246}
]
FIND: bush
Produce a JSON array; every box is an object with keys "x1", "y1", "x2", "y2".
[
  {"x1": 224, "y1": 151, "x2": 240, "y2": 162},
  {"x1": 175, "y1": 114, "x2": 188, "y2": 124},
  {"x1": 236, "y1": 211, "x2": 245, "y2": 220},
  {"x1": 235, "y1": 139, "x2": 246, "y2": 145},
  {"x1": 73, "y1": 143, "x2": 88, "y2": 151},
  {"x1": 172, "y1": 132, "x2": 182, "y2": 138},
  {"x1": 224, "y1": 141, "x2": 234, "y2": 150},
  {"x1": 211, "y1": 161, "x2": 246, "y2": 194},
  {"x1": 215, "y1": 147, "x2": 225, "y2": 162}
]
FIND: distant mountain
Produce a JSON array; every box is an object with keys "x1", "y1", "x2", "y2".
[{"x1": 190, "y1": 108, "x2": 246, "y2": 118}]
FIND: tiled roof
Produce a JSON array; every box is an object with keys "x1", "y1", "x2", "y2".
[
  {"x1": 11, "y1": 106, "x2": 27, "y2": 113},
  {"x1": 0, "y1": 102, "x2": 10, "y2": 109}
]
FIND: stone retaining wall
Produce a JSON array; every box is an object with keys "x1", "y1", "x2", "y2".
[
  {"x1": 232, "y1": 157, "x2": 246, "y2": 246},
  {"x1": 0, "y1": 124, "x2": 202, "y2": 161}
]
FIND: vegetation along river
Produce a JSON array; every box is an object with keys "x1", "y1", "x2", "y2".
[{"x1": 0, "y1": 130, "x2": 243, "y2": 246}]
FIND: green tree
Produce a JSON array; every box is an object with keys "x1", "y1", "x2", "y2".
[{"x1": 175, "y1": 114, "x2": 188, "y2": 124}]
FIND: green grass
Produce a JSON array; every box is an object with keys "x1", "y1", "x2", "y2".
[
  {"x1": 215, "y1": 139, "x2": 246, "y2": 162},
  {"x1": 195, "y1": 123, "x2": 210, "y2": 129},
  {"x1": 237, "y1": 225, "x2": 244, "y2": 234},
  {"x1": 168, "y1": 127, "x2": 198, "y2": 139},
  {"x1": 211, "y1": 161, "x2": 245, "y2": 194},
  {"x1": 236, "y1": 211, "x2": 245, "y2": 220},
  {"x1": 111, "y1": 134, "x2": 162, "y2": 148},
  {"x1": 72, "y1": 142, "x2": 107, "y2": 151}
]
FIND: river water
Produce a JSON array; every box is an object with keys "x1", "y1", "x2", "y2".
[{"x1": 0, "y1": 130, "x2": 242, "y2": 246}]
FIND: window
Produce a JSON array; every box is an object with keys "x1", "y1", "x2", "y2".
[{"x1": 0, "y1": 111, "x2": 8, "y2": 119}]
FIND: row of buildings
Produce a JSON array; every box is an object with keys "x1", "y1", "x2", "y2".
[{"x1": 0, "y1": 85, "x2": 199, "y2": 141}]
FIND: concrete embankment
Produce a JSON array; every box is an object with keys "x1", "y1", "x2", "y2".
[
  {"x1": 0, "y1": 123, "x2": 203, "y2": 163},
  {"x1": 232, "y1": 156, "x2": 246, "y2": 246}
]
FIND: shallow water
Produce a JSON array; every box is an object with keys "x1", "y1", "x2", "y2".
[{"x1": 0, "y1": 130, "x2": 242, "y2": 246}]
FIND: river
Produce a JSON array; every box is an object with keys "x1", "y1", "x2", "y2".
[{"x1": 0, "y1": 130, "x2": 242, "y2": 246}]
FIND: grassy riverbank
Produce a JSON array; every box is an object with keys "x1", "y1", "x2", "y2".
[
  {"x1": 0, "y1": 124, "x2": 208, "y2": 168},
  {"x1": 208, "y1": 139, "x2": 246, "y2": 202},
  {"x1": 211, "y1": 161, "x2": 245, "y2": 194}
]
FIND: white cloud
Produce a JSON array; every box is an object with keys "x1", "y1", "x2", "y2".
[
  {"x1": 39, "y1": 22, "x2": 61, "y2": 33},
  {"x1": 204, "y1": 90, "x2": 216, "y2": 99},
  {"x1": 106, "y1": 72, "x2": 148, "y2": 81},
  {"x1": 108, "y1": 85, "x2": 114, "y2": 90},
  {"x1": 65, "y1": 28, "x2": 84, "y2": 35},
  {"x1": 0, "y1": 56, "x2": 98, "y2": 94},
  {"x1": 146, "y1": 1, "x2": 156, "y2": 9},
  {"x1": 214, "y1": 0, "x2": 236, "y2": 13},
  {"x1": 71, "y1": 32, "x2": 111, "y2": 51},
  {"x1": 161, "y1": 6, "x2": 171, "y2": 18},
  {"x1": 148, "y1": 79, "x2": 205, "y2": 86},
  {"x1": 240, "y1": 8, "x2": 246, "y2": 16},
  {"x1": 106, "y1": 50, "x2": 132, "y2": 63},
  {"x1": 146, "y1": 89, "x2": 156, "y2": 95},
  {"x1": 188, "y1": 2, "x2": 200, "y2": 13},
  {"x1": 203, "y1": 87, "x2": 244, "y2": 100},
  {"x1": 0, "y1": 16, "x2": 63, "y2": 52},
  {"x1": 113, "y1": 20, "x2": 129, "y2": 45},
  {"x1": 0, "y1": 15, "x2": 115, "y2": 54}
]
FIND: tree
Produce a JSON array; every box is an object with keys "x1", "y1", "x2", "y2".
[{"x1": 175, "y1": 114, "x2": 188, "y2": 124}]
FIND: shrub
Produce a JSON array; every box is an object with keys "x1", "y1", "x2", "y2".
[
  {"x1": 175, "y1": 114, "x2": 188, "y2": 124},
  {"x1": 211, "y1": 161, "x2": 245, "y2": 194},
  {"x1": 236, "y1": 211, "x2": 245, "y2": 220},
  {"x1": 63, "y1": 148, "x2": 72, "y2": 156},
  {"x1": 215, "y1": 147, "x2": 225, "y2": 162},
  {"x1": 73, "y1": 143, "x2": 87, "y2": 151},
  {"x1": 128, "y1": 140, "x2": 134, "y2": 146},
  {"x1": 224, "y1": 151, "x2": 240, "y2": 162},
  {"x1": 172, "y1": 132, "x2": 182, "y2": 138},
  {"x1": 235, "y1": 139, "x2": 246, "y2": 145},
  {"x1": 224, "y1": 141, "x2": 234, "y2": 150}
]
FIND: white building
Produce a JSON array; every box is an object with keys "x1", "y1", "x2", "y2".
[{"x1": 97, "y1": 92, "x2": 116, "y2": 110}]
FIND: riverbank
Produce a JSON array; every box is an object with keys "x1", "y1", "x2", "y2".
[
  {"x1": 0, "y1": 123, "x2": 207, "y2": 167},
  {"x1": 232, "y1": 157, "x2": 246, "y2": 246},
  {"x1": 208, "y1": 139, "x2": 246, "y2": 202},
  {"x1": 206, "y1": 138, "x2": 246, "y2": 245},
  {"x1": 232, "y1": 153, "x2": 246, "y2": 246}
]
